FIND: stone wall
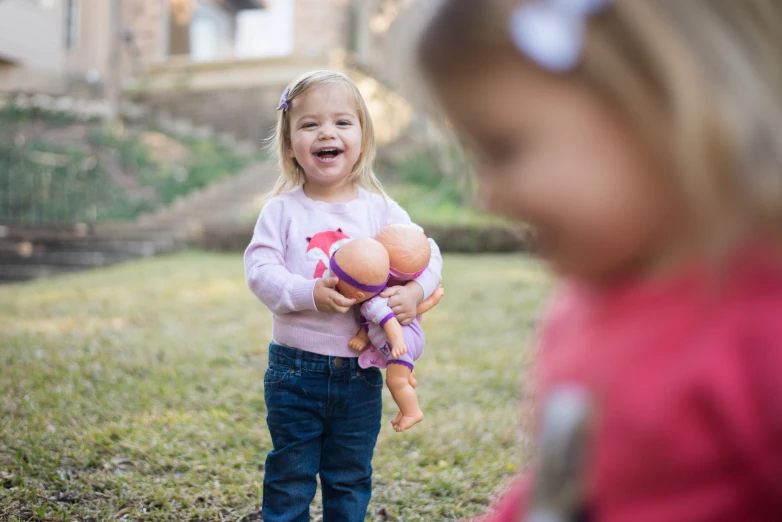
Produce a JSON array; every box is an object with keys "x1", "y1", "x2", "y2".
[
  {"x1": 199, "y1": 221, "x2": 534, "y2": 254},
  {"x1": 135, "y1": 84, "x2": 283, "y2": 144}
]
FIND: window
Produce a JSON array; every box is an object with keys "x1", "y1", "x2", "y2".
[
  {"x1": 235, "y1": 0, "x2": 293, "y2": 59},
  {"x1": 65, "y1": 0, "x2": 80, "y2": 51}
]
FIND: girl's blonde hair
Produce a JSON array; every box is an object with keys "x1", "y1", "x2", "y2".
[
  {"x1": 419, "y1": 0, "x2": 782, "y2": 252},
  {"x1": 266, "y1": 70, "x2": 385, "y2": 198}
]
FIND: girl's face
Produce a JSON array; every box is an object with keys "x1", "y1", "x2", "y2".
[
  {"x1": 288, "y1": 83, "x2": 363, "y2": 190},
  {"x1": 438, "y1": 63, "x2": 681, "y2": 281}
]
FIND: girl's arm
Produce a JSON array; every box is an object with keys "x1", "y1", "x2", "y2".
[
  {"x1": 384, "y1": 200, "x2": 443, "y2": 302},
  {"x1": 244, "y1": 199, "x2": 318, "y2": 315}
]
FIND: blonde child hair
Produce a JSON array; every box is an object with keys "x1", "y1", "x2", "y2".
[
  {"x1": 266, "y1": 70, "x2": 386, "y2": 199},
  {"x1": 419, "y1": 0, "x2": 782, "y2": 255}
]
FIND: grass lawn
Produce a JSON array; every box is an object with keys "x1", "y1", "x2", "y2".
[
  {"x1": 0, "y1": 252, "x2": 551, "y2": 521},
  {"x1": 382, "y1": 184, "x2": 509, "y2": 228}
]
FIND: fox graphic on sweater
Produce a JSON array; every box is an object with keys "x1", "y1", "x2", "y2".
[{"x1": 306, "y1": 228, "x2": 351, "y2": 278}]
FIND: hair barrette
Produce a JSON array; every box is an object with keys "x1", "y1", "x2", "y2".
[
  {"x1": 277, "y1": 87, "x2": 290, "y2": 112},
  {"x1": 510, "y1": 0, "x2": 611, "y2": 72}
]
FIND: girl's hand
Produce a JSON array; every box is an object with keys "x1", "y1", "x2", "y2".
[
  {"x1": 314, "y1": 277, "x2": 356, "y2": 313},
  {"x1": 381, "y1": 282, "x2": 424, "y2": 326}
]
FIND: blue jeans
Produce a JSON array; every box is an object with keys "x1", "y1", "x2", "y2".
[{"x1": 262, "y1": 342, "x2": 384, "y2": 522}]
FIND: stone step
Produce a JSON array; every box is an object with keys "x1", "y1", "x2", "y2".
[
  {"x1": 0, "y1": 264, "x2": 85, "y2": 283},
  {"x1": 0, "y1": 237, "x2": 168, "y2": 255},
  {"x1": 0, "y1": 250, "x2": 138, "y2": 267}
]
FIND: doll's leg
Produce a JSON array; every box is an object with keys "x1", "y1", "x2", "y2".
[
  {"x1": 386, "y1": 363, "x2": 424, "y2": 432},
  {"x1": 409, "y1": 371, "x2": 417, "y2": 389},
  {"x1": 416, "y1": 284, "x2": 445, "y2": 316},
  {"x1": 349, "y1": 328, "x2": 370, "y2": 352}
]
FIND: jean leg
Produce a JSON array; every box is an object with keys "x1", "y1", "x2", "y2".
[
  {"x1": 262, "y1": 359, "x2": 326, "y2": 522},
  {"x1": 320, "y1": 366, "x2": 383, "y2": 521}
]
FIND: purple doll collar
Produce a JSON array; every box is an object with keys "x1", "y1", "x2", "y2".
[{"x1": 389, "y1": 263, "x2": 429, "y2": 282}]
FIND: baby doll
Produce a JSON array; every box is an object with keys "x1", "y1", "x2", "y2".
[{"x1": 344, "y1": 225, "x2": 444, "y2": 432}]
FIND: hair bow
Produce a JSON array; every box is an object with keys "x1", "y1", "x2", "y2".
[
  {"x1": 510, "y1": 0, "x2": 611, "y2": 72},
  {"x1": 277, "y1": 87, "x2": 290, "y2": 112}
]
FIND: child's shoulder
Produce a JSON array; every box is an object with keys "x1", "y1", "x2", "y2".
[
  {"x1": 358, "y1": 187, "x2": 410, "y2": 224},
  {"x1": 261, "y1": 189, "x2": 304, "y2": 214},
  {"x1": 359, "y1": 187, "x2": 395, "y2": 208}
]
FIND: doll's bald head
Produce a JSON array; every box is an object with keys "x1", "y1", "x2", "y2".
[
  {"x1": 376, "y1": 224, "x2": 431, "y2": 279},
  {"x1": 331, "y1": 238, "x2": 390, "y2": 302}
]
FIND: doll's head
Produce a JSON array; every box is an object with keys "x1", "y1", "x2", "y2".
[
  {"x1": 330, "y1": 238, "x2": 390, "y2": 302},
  {"x1": 376, "y1": 224, "x2": 431, "y2": 283}
]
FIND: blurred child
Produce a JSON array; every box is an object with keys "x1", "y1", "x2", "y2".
[
  {"x1": 417, "y1": 0, "x2": 782, "y2": 520},
  {"x1": 244, "y1": 70, "x2": 442, "y2": 521}
]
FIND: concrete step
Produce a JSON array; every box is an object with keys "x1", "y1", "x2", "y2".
[
  {"x1": 0, "y1": 264, "x2": 85, "y2": 283},
  {"x1": 0, "y1": 238, "x2": 167, "y2": 255},
  {"x1": 0, "y1": 250, "x2": 137, "y2": 267}
]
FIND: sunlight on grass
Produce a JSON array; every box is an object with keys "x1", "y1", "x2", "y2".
[{"x1": 0, "y1": 252, "x2": 551, "y2": 521}]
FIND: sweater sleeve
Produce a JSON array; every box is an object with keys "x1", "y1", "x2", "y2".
[
  {"x1": 383, "y1": 199, "x2": 443, "y2": 300},
  {"x1": 244, "y1": 200, "x2": 318, "y2": 314}
]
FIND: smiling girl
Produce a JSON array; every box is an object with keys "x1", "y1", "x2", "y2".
[{"x1": 244, "y1": 70, "x2": 443, "y2": 522}]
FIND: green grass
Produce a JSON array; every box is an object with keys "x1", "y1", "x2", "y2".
[
  {"x1": 0, "y1": 104, "x2": 254, "y2": 224},
  {"x1": 0, "y1": 253, "x2": 551, "y2": 521},
  {"x1": 384, "y1": 183, "x2": 509, "y2": 227}
]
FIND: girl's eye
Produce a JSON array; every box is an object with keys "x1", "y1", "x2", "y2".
[
  {"x1": 302, "y1": 122, "x2": 317, "y2": 129},
  {"x1": 337, "y1": 120, "x2": 351, "y2": 126}
]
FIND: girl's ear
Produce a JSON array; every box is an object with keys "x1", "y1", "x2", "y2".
[{"x1": 287, "y1": 146, "x2": 296, "y2": 159}]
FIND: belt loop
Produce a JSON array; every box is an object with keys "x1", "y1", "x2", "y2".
[{"x1": 295, "y1": 348, "x2": 303, "y2": 376}]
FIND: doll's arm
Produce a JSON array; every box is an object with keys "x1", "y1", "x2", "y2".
[
  {"x1": 382, "y1": 317, "x2": 408, "y2": 359},
  {"x1": 349, "y1": 328, "x2": 371, "y2": 352},
  {"x1": 417, "y1": 284, "x2": 444, "y2": 316}
]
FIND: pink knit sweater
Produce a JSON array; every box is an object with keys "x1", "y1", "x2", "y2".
[{"x1": 244, "y1": 186, "x2": 443, "y2": 358}]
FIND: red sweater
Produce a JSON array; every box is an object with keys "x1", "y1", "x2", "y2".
[{"x1": 481, "y1": 245, "x2": 782, "y2": 522}]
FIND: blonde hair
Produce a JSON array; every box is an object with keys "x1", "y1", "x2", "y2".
[
  {"x1": 266, "y1": 70, "x2": 385, "y2": 198},
  {"x1": 419, "y1": 0, "x2": 782, "y2": 252}
]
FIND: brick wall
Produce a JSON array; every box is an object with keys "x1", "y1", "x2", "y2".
[
  {"x1": 292, "y1": 0, "x2": 349, "y2": 60},
  {"x1": 123, "y1": 0, "x2": 166, "y2": 67}
]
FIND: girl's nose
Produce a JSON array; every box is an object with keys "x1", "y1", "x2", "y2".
[{"x1": 318, "y1": 125, "x2": 337, "y2": 139}]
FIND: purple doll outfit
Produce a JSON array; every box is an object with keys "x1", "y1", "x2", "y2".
[{"x1": 358, "y1": 295, "x2": 425, "y2": 371}]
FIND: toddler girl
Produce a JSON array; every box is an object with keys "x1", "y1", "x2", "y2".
[
  {"x1": 244, "y1": 70, "x2": 442, "y2": 521},
  {"x1": 418, "y1": 0, "x2": 782, "y2": 520}
]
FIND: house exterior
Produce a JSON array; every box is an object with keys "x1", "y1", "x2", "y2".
[
  {"x1": 0, "y1": 0, "x2": 423, "y2": 146},
  {"x1": 0, "y1": 0, "x2": 69, "y2": 93}
]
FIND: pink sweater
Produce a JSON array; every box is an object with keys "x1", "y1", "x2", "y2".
[{"x1": 244, "y1": 186, "x2": 443, "y2": 358}]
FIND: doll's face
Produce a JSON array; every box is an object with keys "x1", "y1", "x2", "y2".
[{"x1": 332, "y1": 238, "x2": 390, "y2": 303}]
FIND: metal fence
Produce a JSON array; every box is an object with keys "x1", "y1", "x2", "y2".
[{"x1": 0, "y1": 142, "x2": 107, "y2": 225}]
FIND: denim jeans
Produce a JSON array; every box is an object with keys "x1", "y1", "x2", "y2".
[{"x1": 262, "y1": 342, "x2": 384, "y2": 522}]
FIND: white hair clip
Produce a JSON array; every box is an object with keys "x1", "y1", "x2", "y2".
[{"x1": 510, "y1": 0, "x2": 611, "y2": 72}]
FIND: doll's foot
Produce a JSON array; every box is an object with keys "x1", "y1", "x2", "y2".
[
  {"x1": 409, "y1": 372, "x2": 418, "y2": 389},
  {"x1": 391, "y1": 410, "x2": 424, "y2": 432},
  {"x1": 349, "y1": 336, "x2": 368, "y2": 351}
]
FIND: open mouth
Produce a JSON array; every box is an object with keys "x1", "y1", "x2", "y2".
[{"x1": 314, "y1": 148, "x2": 343, "y2": 162}]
